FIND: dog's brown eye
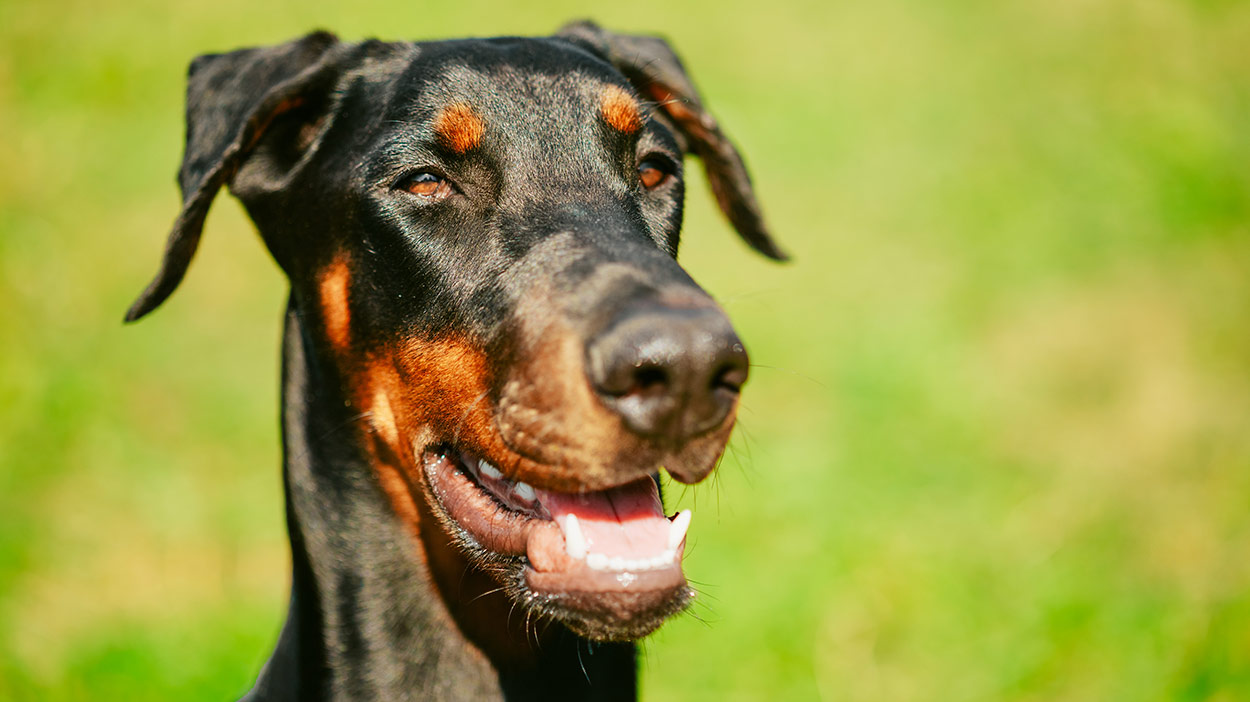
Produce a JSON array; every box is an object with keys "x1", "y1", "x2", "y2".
[
  {"x1": 400, "y1": 172, "x2": 452, "y2": 200},
  {"x1": 638, "y1": 158, "x2": 671, "y2": 190}
]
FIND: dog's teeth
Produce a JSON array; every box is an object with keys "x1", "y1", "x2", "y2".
[
  {"x1": 564, "y1": 515, "x2": 587, "y2": 560},
  {"x1": 668, "y1": 509, "x2": 692, "y2": 550},
  {"x1": 514, "y1": 481, "x2": 535, "y2": 501},
  {"x1": 581, "y1": 549, "x2": 678, "y2": 572},
  {"x1": 478, "y1": 461, "x2": 503, "y2": 480}
]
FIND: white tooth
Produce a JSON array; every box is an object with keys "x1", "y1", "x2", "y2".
[
  {"x1": 514, "y1": 481, "x2": 536, "y2": 501},
  {"x1": 661, "y1": 548, "x2": 676, "y2": 564},
  {"x1": 478, "y1": 461, "x2": 503, "y2": 480},
  {"x1": 668, "y1": 509, "x2": 692, "y2": 550},
  {"x1": 587, "y1": 553, "x2": 609, "y2": 570},
  {"x1": 608, "y1": 556, "x2": 625, "y2": 571},
  {"x1": 564, "y1": 515, "x2": 587, "y2": 560}
]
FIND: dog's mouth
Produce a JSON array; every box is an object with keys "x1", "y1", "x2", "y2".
[{"x1": 421, "y1": 445, "x2": 694, "y2": 641}]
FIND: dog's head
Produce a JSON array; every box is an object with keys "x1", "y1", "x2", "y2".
[{"x1": 128, "y1": 22, "x2": 783, "y2": 644}]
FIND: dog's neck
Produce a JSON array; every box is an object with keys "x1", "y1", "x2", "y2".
[{"x1": 243, "y1": 301, "x2": 636, "y2": 702}]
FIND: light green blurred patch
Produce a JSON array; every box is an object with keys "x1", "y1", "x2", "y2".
[{"x1": 3, "y1": 0, "x2": 1249, "y2": 700}]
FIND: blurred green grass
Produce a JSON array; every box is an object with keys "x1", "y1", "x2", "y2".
[{"x1": 2, "y1": 0, "x2": 1249, "y2": 699}]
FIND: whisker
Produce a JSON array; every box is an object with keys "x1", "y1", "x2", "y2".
[
  {"x1": 747, "y1": 363, "x2": 826, "y2": 388},
  {"x1": 450, "y1": 388, "x2": 492, "y2": 445},
  {"x1": 286, "y1": 409, "x2": 373, "y2": 466},
  {"x1": 576, "y1": 638, "x2": 590, "y2": 683},
  {"x1": 465, "y1": 585, "x2": 506, "y2": 605}
]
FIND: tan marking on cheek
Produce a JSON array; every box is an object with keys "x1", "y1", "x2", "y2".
[
  {"x1": 434, "y1": 103, "x2": 485, "y2": 153},
  {"x1": 318, "y1": 257, "x2": 352, "y2": 350},
  {"x1": 384, "y1": 336, "x2": 519, "y2": 461},
  {"x1": 375, "y1": 461, "x2": 422, "y2": 540},
  {"x1": 395, "y1": 338, "x2": 491, "y2": 425},
  {"x1": 600, "y1": 85, "x2": 642, "y2": 134},
  {"x1": 370, "y1": 387, "x2": 399, "y2": 447},
  {"x1": 353, "y1": 363, "x2": 427, "y2": 543}
]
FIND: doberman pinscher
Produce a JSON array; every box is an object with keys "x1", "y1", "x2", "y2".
[{"x1": 126, "y1": 21, "x2": 784, "y2": 701}]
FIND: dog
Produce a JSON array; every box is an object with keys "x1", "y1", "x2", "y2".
[{"x1": 126, "y1": 20, "x2": 784, "y2": 701}]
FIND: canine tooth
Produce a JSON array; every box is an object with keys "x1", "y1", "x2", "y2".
[
  {"x1": 564, "y1": 515, "x2": 587, "y2": 560},
  {"x1": 514, "y1": 481, "x2": 535, "y2": 501},
  {"x1": 478, "y1": 461, "x2": 503, "y2": 480},
  {"x1": 587, "y1": 553, "x2": 609, "y2": 570},
  {"x1": 668, "y1": 509, "x2": 692, "y2": 549}
]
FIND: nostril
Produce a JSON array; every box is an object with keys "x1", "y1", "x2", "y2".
[
  {"x1": 631, "y1": 364, "x2": 669, "y2": 395},
  {"x1": 710, "y1": 340, "x2": 749, "y2": 395},
  {"x1": 712, "y1": 362, "x2": 747, "y2": 394}
]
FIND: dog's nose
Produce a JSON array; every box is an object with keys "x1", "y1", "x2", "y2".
[{"x1": 586, "y1": 305, "x2": 749, "y2": 444}]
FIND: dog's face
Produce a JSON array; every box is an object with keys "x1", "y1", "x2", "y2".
[{"x1": 128, "y1": 24, "x2": 783, "y2": 644}]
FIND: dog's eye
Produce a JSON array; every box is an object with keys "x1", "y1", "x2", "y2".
[
  {"x1": 638, "y1": 157, "x2": 673, "y2": 190},
  {"x1": 398, "y1": 171, "x2": 453, "y2": 200}
]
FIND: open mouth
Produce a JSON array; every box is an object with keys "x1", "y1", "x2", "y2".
[{"x1": 421, "y1": 445, "x2": 694, "y2": 640}]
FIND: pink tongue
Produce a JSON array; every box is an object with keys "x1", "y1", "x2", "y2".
[{"x1": 536, "y1": 478, "x2": 670, "y2": 559}]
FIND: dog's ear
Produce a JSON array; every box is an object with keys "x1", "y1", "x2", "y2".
[
  {"x1": 125, "y1": 31, "x2": 343, "y2": 322},
  {"x1": 558, "y1": 20, "x2": 787, "y2": 261}
]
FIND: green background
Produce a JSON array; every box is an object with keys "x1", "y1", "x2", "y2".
[{"x1": 2, "y1": 0, "x2": 1249, "y2": 699}]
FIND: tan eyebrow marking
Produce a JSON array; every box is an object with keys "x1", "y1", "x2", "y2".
[
  {"x1": 434, "y1": 103, "x2": 485, "y2": 153},
  {"x1": 600, "y1": 85, "x2": 642, "y2": 134}
]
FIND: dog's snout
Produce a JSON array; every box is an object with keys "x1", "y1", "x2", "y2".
[{"x1": 587, "y1": 305, "x2": 748, "y2": 446}]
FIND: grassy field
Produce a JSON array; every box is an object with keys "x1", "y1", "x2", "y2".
[{"x1": 3, "y1": 0, "x2": 1249, "y2": 699}]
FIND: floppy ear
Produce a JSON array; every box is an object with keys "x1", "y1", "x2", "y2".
[
  {"x1": 125, "y1": 31, "x2": 342, "y2": 322},
  {"x1": 558, "y1": 20, "x2": 787, "y2": 261}
]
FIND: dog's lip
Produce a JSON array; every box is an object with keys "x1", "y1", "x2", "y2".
[
  {"x1": 419, "y1": 445, "x2": 693, "y2": 620},
  {"x1": 420, "y1": 447, "x2": 542, "y2": 555}
]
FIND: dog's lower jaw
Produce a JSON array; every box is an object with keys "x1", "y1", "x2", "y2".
[{"x1": 243, "y1": 302, "x2": 637, "y2": 702}]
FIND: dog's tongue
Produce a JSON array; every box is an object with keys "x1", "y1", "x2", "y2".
[{"x1": 536, "y1": 478, "x2": 671, "y2": 559}]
